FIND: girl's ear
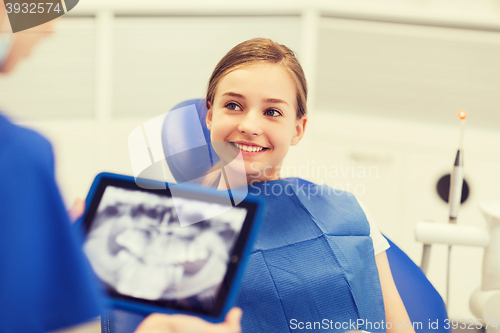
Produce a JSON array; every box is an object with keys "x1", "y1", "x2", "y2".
[
  {"x1": 290, "y1": 116, "x2": 307, "y2": 146},
  {"x1": 206, "y1": 106, "x2": 213, "y2": 131}
]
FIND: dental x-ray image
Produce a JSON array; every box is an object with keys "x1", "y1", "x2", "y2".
[{"x1": 83, "y1": 186, "x2": 248, "y2": 314}]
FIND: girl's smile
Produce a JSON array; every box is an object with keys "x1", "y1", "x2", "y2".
[
  {"x1": 230, "y1": 141, "x2": 269, "y2": 154},
  {"x1": 206, "y1": 63, "x2": 307, "y2": 185}
]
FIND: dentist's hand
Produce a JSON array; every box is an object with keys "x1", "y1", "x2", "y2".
[
  {"x1": 69, "y1": 198, "x2": 85, "y2": 223},
  {"x1": 134, "y1": 307, "x2": 242, "y2": 333}
]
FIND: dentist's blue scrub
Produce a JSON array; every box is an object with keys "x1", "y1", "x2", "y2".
[{"x1": 0, "y1": 113, "x2": 103, "y2": 332}]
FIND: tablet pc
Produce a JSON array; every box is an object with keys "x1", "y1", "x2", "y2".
[{"x1": 79, "y1": 172, "x2": 264, "y2": 322}]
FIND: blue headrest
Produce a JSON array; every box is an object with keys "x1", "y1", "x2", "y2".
[{"x1": 161, "y1": 99, "x2": 220, "y2": 183}]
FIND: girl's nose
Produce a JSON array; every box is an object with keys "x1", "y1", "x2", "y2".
[{"x1": 237, "y1": 110, "x2": 263, "y2": 136}]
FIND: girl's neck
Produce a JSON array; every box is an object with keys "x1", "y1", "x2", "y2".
[{"x1": 215, "y1": 165, "x2": 282, "y2": 190}]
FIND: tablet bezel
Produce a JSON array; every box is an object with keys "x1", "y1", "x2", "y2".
[{"x1": 79, "y1": 172, "x2": 264, "y2": 322}]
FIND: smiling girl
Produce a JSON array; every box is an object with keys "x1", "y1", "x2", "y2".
[{"x1": 202, "y1": 38, "x2": 415, "y2": 333}]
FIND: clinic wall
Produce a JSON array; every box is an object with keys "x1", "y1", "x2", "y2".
[
  {"x1": 2, "y1": 11, "x2": 500, "y2": 321},
  {"x1": 315, "y1": 18, "x2": 500, "y2": 131},
  {"x1": 0, "y1": 18, "x2": 95, "y2": 118},
  {"x1": 112, "y1": 16, "x2": 301, "y2": 118}
]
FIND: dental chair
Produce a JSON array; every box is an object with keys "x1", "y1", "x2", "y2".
[{"x1": 103, "y1": 99, "x2": 450, "y2": 333}]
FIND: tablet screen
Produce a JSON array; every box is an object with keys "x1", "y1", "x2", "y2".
[{"x1": 82, "y1": 179, "x2": 254, "y2": 317}]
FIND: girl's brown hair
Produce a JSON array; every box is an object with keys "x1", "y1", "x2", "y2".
[{"x1": 206, "y1": 38, "x2": 308, "y2": 119}]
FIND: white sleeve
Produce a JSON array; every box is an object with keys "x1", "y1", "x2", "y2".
[{"x1": 357, "y1": 200, "x2": 390, "y2": 255}]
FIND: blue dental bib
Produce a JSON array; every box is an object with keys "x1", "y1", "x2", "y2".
[{"x1": 236, "y1": 178, "x2": 385, "y2": 333}]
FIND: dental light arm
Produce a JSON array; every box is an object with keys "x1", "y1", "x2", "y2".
[
  {"x1": 415, "y1": 201, "x2": 500, "y2": 331},
  {"x1": 416, "y1": 223, "x2": 489, "y2": 248}
]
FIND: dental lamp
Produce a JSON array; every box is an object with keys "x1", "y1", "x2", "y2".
[{"x1": 416, "y1": 111, "x2": 499, "y2": 331}]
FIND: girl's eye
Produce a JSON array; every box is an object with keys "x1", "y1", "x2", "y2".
[
  {"x1": 226, "y1": 102, "x2": 241, "y2": 111},
  {"x1": 264, "y1": 109, "x2": 281, "y2": 117}
]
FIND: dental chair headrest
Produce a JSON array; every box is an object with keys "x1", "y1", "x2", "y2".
[{"x1": 161, "y1": 98, "x2": 220, "y2": 183}]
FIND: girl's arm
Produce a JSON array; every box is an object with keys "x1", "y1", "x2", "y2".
[
  {"x1": 375, "y1": 251, "x2": 416, "y2": 333},
  {"x1": 134, "y1": 307, "x2": 242, "y2": 333}
]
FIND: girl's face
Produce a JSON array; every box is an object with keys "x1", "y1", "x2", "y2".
[{"x1": 206, "y1": 63, "x2": 307, "y2": 185}]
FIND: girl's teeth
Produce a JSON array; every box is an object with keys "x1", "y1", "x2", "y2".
[{"x1": 234, "y1": 143, "x2": 264, "y2": 152}]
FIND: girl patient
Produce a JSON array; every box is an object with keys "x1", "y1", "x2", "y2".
[{"x1": 198, "y1": 37, "x2": 415, "y2": 333}]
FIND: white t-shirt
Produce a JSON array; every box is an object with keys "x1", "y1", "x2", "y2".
[{"x1": 357, "y1": 200, "x2": 390, "y2": 255}]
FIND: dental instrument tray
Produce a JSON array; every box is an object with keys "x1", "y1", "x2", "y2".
[{"x1": 79, "y1": 172, "x2": 265, "y2": 322}]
